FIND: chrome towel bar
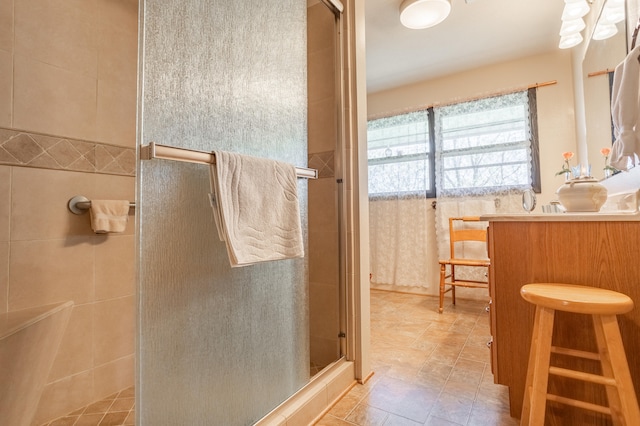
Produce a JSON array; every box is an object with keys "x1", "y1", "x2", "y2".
[
  {"x1": 140, "y1": 142, "x2": 318, "y2": 179},
  {"x1": 68, "y1": 195, "x2": 136, "y2": 215}
]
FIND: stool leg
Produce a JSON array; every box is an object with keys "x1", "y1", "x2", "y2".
[
  {"x1": 592, "y1": 314, "x2": 640, "y2": 426},
  {"x1": 521, "y1": 306, "x2": 555, "y2": 426}
]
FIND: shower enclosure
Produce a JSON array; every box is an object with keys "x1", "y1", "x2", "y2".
[{"x1": 136, "y1": 0, "x2": 349, "y2": 424}]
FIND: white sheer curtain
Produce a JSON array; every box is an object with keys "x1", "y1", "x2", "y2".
[
  {"x1": 369, "y1": 196, "x2": 436, "y2": 290},
  {"x1": 368, "y1": 111, "x2": 437, "y2": 291}
]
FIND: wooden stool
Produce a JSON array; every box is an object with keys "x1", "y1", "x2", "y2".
[{"x1": 519, "y1": 283, "x2": 640, "y2": 426}]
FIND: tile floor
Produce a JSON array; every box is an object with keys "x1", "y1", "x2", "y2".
[
  {"x1": 41, "y1": 386, "x2": 135, "y2": 426},
  {"x1": 39, "y1": 290, "x2": 519, "y2": 426},
  {"x1": 316, "y1": 289, "x2": 519, "y2": 426}
]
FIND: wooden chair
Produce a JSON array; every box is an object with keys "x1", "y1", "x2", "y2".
[{"x1": 438, "y1": 216, "x2": 490, "y2": 314}]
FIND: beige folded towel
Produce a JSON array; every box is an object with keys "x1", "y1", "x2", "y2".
[
  {"x1": 209, "y1": 151, "x2": 304, "y2": 267},
  {"x1": 90, "y1": 200, "x2": 130, "y2": 234}
]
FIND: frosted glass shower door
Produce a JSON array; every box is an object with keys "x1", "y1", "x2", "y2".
[{"x1": 136, "y1": 0, "x2": 310, "y2": 424}]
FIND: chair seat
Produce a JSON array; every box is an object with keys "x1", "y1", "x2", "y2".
[
  {"x1": 520, "y1": 283, "x2": 634, "y2": 316},
  {"x1": 440, "y1": 258, "x2": 490, "y2": 267}
]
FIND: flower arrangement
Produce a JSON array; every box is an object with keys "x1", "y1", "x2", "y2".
[
  {"x1": 555, "y1": 151, "x2": 595, "y2": 179},
  {"x1": 555, "y1": 151, "x2": 575, "y2": 177},
  {"x1": 601, "y1": 147, "x2": 618, "y2": 177}
]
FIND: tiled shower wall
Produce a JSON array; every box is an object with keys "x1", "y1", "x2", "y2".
[
  {"x1": 307, "y1": 2, "x2": 341, "y2": 370},
  {"x1": 0, "y1": 0, "x2": 138, "y2": 424}
]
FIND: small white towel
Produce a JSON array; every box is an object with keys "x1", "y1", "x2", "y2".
[
  {"x1": 208, "y1": 151, "x2": 304, "y2": 267},
  {"x1": 610, "y1": 44, "x2": 640, "y2": 170},
  {"x1": 90, "y1": 200, "x2": 130, "y2": 234}
]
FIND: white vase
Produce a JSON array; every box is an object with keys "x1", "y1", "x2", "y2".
[{"x1": 556, "y1": 177, "x2": 608, "y2": 212}]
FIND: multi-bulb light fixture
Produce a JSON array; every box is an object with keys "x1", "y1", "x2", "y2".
[{"x1": 559, "y1": 0, "x2": 626, "y2": 49}]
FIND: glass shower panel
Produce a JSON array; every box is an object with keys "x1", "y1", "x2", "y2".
[{"x1": 137, "y1": 0, "x2": 309, "y2": 424}]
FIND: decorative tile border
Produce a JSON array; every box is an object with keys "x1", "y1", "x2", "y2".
[
  {"x1": 0, "y1": 127, "x2": 136, "y2": 176},
  {"x1": 308, "y1": 151, "x2": 335, "y2": 179}
]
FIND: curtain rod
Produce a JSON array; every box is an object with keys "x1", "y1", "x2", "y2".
[
  {"x1": 587, "y1": 69, "x2": 615, "y2": 78},
  {"x1": 368, "y1": 80, "x2": 557, "y2": 121},
  {"x1": 140, "y1": 142, "x2": 318, "y2": 179}
]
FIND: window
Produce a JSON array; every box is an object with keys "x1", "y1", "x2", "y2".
[
  {"x1": 435, "y1": 90, "x2": 539, "y2": 196},
  {"x1": 367, "y1": 89, "x2": 540, "y2": 198},
  {"x1": 367, "y1": 109, "x2": 436, "y2": 198}
]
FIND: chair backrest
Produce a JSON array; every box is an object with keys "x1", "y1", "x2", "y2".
[{"x1": 448, "y1": 216, "x2": 488, "y2": 259}]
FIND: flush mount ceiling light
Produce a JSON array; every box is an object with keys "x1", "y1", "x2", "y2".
[{"x1": 400, "y1": 0, "x2": 452, "y2": 30}]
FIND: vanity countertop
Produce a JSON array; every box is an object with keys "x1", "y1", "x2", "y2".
[{"x1": 480, "y1": 211, "x2": 640, "y2": 222}]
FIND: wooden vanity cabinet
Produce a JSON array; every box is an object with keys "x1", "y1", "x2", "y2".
[{"x1": 486, "y1": 218, "x2": 640, "y2": 425}]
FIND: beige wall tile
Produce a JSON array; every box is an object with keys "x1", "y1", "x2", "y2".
[
  {"x1": 95, "y1": 0, "x2": 138, "y2": 148},
  {"x1": 310, "y1": 336, "x2": 339, "y2": 368},
  {"x1": 0, "y1": 0, "x2": 13, "y2": 53},
  {"x1": 308, "y1": 46, "x2": 335, "y2": 103},
  {"x1": 93, "y1": 296, "x2": 134, "y2": 365},
  {"x1": 95, "y1": 235, "x2": 134, "y2": 301},
  {"x1": 11, "y1": 167, "x2": 95, "y2": 241},
  {"x1": 93, "y1": 173, "x2": 135, "y2": 202},
  {"x1": 0, "y1": 166, "x2": 9, "y2": 241},
  {"x1": 93, "y1": 354, "x2": 134, "y2": 401},
  {"x1": 9, "y1": 237, "x2": 95, "y2": 310},
  {"x1": 98, "y1": 0, "x2": 138, "y2": 34},
  {"x1": 308, "y1": 97, "x2": 337, "y2": 154},
  {"x1": 307, "y1": 3, "x2": 335, "y2": 55},
  {"x1": 93, "y1": 174, "x2": 135, "y2": 235},
  {"x1": 97, "y1": 23, "x2": 137, "y2": 85},
  {"x1": 33, "y1": 369, "x2": 94, "y2": 426},
  {"x1": 309, "y1": 178, "x2": 337, "y2": 233},
  {"x1": 14, "y1": 0, "x2": 98, "y2": 77},
  {"x1": 96, "y1": 79, "x2": 137, "y2": 147},
  {"x1": 309, "y1": 230, "x2": 339, "y2": 285},
  {"x1": 309, "y1": 280, "x2": 339, "y2": 368},
  {"x1": 0, "y1": 49, "x2": 11, "y2": 127},
  {"x1": 309, "y1": 282, "x2": 339, "y2": 340},
  {"x1": 13, "y1": 55, "x2": 97, "y2": 141},
  {"x1": 47, "y1": 303, "x2": 93, "y2": 381},
  {"x1": 0, "y1": 242, "x2": 7, "y2": 313}
]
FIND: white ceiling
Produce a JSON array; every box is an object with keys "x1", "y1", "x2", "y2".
[{"x1": 365, "y1": 0, "x2": 566, "y2": 93}]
